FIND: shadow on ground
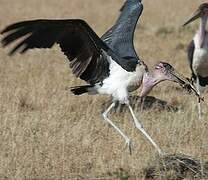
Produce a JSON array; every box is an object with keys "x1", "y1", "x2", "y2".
[{"x1": 102, "y1": 96, "x2": 179, "y2": 113}]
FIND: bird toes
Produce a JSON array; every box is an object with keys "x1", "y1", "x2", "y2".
[{"x1": 124, "y1": 138, "x2": 133, "y2": 155}]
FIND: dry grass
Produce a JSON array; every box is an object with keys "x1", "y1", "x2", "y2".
[{"x1": 0, "y1": 0, "x2": 208, "y2": 179}]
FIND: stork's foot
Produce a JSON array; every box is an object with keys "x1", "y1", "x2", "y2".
[
  {"x1": 198, "y1": 113, "x2": 204, "y2": 121},
  {"x1": 157, "y1": 149, "x2": 166, "y2": 157},
  {"x1": 124, "y1": 138, "x2": 133, "y2": 155}
]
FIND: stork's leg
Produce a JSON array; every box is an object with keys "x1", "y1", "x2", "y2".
[
  {"x1": 127, "y1": 103, "x2": 163, "y2": 155},
  {"x1": 140, "y1": 96, "x2": 146, "y2": 112},
  {"x1": 102, "y1": 102, "x2": 132, "y2": 153},
  {"x1": 196, "y1": 77, "x2": 202, "y2": 120}
]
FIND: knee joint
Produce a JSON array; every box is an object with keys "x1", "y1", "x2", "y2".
[{"x1": 102, "y1": 112, "x2": 107, "y2": 119}]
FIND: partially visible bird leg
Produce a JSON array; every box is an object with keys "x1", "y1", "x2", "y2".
[
  {"x1": 102, "y1": 102, "x2": 132, "y2": 154},
  {"x1": 178, "y1": 76, "x2": 203, "y2": 118},
  {"x1": 140, "y1": 96, "x2": 145, "y2": 112},
  {"x1": 127, "y1": 103, "x2": 163, "y2": 155},
  {"x1": 170, "y1": 72, "x2": 204, "y2": 102},
  {"x1": 190, "y1": 77, "x2": 195, "y2": 85}
]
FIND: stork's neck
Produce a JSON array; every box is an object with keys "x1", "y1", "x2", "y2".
[
  {"x1": 198, "y1": 16, "x2": 207, "y2": 48},
  {"x1": 140, "y1": 71, "x2": 167, "y2": 97},
  {"x1": 148, "y1": 71, "x2": 167, "y2": 85}
]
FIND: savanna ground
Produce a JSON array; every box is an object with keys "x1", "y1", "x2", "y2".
[{"x1": 0, "y1": 0, "x2": 208, "y2": 179}]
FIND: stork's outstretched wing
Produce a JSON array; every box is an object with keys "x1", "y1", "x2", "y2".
[
  {"x1": 101, "y1": 0, "x2": 143, "y2": 60},
  {"x1": 1, "y1": 19, "x2": 136, "y2": 84}
]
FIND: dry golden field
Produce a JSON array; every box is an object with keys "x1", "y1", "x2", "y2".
[{"x1": 0, "y1": 0, "x2": 208, "y2": 179}]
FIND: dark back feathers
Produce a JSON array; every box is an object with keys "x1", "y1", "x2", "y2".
[
  {"x1": 187, "y1": 40, "x2": 195, "y2": 78},
  {"x1": 101, "y1": 0, "x2": 143, "y2": 60}
]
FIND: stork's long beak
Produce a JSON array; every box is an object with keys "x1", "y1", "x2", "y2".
[
  {"x1": 183, "y1": 9, "x2": 201, "y2": 26},
  {"x1": 140, "y1": 62, "x2": 204, "y2": 102},
  {"x1": 161, "y1": 64, "x2": 204, "y2": 101}
]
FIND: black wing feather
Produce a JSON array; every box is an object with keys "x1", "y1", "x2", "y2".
[
  {"x1": 1, "y1": 19, "x2": 110, "y2": 84},
  {"x1": 1, "y1": 19, "x2": 138, "y2": 84}
]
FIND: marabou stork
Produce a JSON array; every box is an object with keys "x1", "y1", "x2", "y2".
[
  {"x1": 183, "y1": 3, "x2": 208, "y2": 119},
  {"x1": 1, "y1": 0, "x2": 198, "y2": 155}
]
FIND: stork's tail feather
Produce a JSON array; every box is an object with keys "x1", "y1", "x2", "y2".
[{"x1": 70, "y1": 85, "x2": 94, "y2": 95}]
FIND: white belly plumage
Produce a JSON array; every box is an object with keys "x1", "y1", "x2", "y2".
[
  {"x1": 193, "y1": 34, "x2": 208, "y2": 77},
  {"x1": 96, "y1": 58, "x2": 142, "y2": 102},
  {"x1": 193, "y1": 48, "x2": 208, "y2": 77}
]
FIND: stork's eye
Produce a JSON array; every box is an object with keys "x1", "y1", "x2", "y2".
[{"x1": 161, "y1": 63, "x2": 172, "y2": 70}]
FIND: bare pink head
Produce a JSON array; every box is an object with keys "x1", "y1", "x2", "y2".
[{"x1": 140, "y1": 62, "x2": 190, "y2": 97}]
